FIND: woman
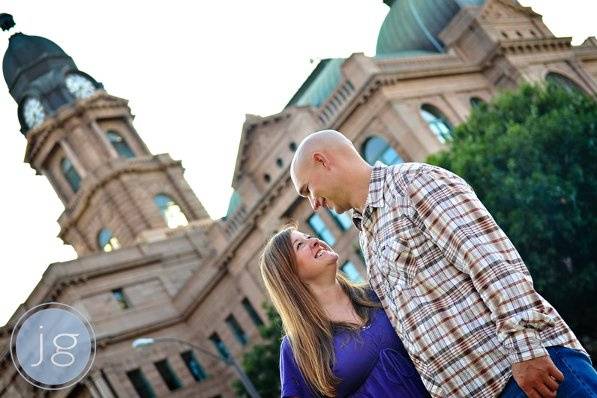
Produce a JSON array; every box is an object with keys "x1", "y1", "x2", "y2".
[{"x1": 260, "y1": 224, "x2": 430, "y2": 397}]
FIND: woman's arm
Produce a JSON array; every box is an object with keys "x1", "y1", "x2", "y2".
[{"x1": 280, "y1": 337, "x2": 310, "y2": 398}]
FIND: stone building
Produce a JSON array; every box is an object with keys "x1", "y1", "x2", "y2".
[{"x1": 0, "y1": 0, "x2": 595, "y2": 396}]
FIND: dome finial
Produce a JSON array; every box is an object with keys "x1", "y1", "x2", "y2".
[{"x1": 0, "y1": 13, "x2": 15, "y2": 32}]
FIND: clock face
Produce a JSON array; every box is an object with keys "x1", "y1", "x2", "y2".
[
  {"x1": 22, "y1": 97, "x2": 46, "y2": 129},
  {"x1": 65, "y1": 73, "x2": 96, "y2": 99}
]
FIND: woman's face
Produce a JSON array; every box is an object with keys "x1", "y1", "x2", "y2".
[{"x1": 290, "y1": 230, "x2": 339, "y2": 283}]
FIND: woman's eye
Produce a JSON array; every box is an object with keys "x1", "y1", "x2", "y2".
[{"x1": 297, "y1": 242, "x2": 303, "y2": 248}]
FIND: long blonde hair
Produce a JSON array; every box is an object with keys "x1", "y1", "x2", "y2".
[{"x1": 260, "y1": 224, "x2": 380, "y2": 397}]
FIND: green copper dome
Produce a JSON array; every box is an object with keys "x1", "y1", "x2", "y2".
[
  {"x1": 225, "y1": 190, "x2": 242, "y2": 218},
  {"x1": 376, "y1": 0, "x2": 486, "y2": 55},
  {"x1": 286, "y1": 58, "x2": 344, "y2": 108}
]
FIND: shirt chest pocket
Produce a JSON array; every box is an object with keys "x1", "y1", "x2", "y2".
[{"x1": 377, "y1": 238, "x2": 417, "y2": 288}]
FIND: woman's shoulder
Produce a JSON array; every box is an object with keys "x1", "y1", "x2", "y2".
[
  {"x1": 279, "y1": 337, "x2": 299, "y2": 373},
  {"x1": 364, "y1": 287, "x2": 381, "y2": 303},
  {"x1": 279, "y1": 336, "x2": 313, "y2": 397},
  {"x1": 280, "y1": 335, "x2": 294, "y2": 357}
]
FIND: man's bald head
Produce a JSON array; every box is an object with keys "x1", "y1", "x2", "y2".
[
  {"x1": 290, "y1": 129, "x2": 357, "y2": 185},
  {"x1": 290, "y1": 129, "x2": 370, "y2": 213}
]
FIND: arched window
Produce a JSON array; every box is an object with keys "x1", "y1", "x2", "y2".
[
  {"x1": 107, "y1": 131, "x2": 135, "y2": 158},
  {"x1": 361, "y1": 136, "x2": 403, "y2": 166},
  {"x1": 154, "y1": 194, "x2": 189, "y2": 228},
  {"x1": 420, "y1": 104, "x2": 453, "y2": 143},
  {"x1": 545, "y1": 72, "x2": 584, "y2": 94},
  {"x1": 470, "y1": 97, "x2": 485, "y2": 109},
  {"x1": 61, "y1": 157, "x2": 81, "y2": 193},
  {"x1": 98, "y1": 228, "x2": 121, "y2": 252}
]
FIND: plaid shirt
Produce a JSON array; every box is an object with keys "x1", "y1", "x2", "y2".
[{"x1": 352, "y1": 162, "x2": 586, "y2": 397}]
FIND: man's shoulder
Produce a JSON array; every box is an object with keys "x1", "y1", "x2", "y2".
[
  {"x1": 388, "y1": 161, "x2": 440, "y2": 176},
  {"x1": 387, "y1": 162, "x2": 458, "y2": 187},
  {"x1": 384, "y1": 162, "x2": 431, "y2": 193}
]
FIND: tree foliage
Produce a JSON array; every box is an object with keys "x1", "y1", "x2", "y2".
[
  {"x1": 428, "y1": 83, "x2": 597, "y2": 354},
  {"x1": 233, "y1": 304, "x2": 283, "y2": 397}
]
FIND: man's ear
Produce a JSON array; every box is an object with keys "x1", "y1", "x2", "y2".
[{"x1": 312, "y1": 152, "x2": 330, "y2": 169}]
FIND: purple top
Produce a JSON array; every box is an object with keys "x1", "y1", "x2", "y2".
[{"x1": 279, "y1": 293, "x2": 430, "y2": 397}]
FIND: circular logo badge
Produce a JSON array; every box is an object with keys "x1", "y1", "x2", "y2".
[{"x1": 10, "y1": 302, "x2": 96, "y2": 390}]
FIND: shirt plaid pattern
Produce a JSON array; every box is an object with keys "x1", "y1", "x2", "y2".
[{"x1": 353, "y1": 162, "x2": 586, "y2": 397}]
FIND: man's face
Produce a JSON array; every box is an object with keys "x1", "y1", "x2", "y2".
[{"x1": 292, "y1": 156, "x2": 351, "y2": 213}]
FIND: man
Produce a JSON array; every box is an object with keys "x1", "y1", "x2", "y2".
[{"x1": 290, "y1": 129, "x2": 597, "y2": 397}]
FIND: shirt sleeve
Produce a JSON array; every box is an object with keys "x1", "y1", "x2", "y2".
[
  {"x1": 280, "y1": 337, "x2": 312, "y2": 398},
  {"x1": 407, "y1": 165, "x2": 554, "y2": 364}
]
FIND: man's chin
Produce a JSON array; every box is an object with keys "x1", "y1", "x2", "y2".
[{"x1": 332, "y1": 205, "x2": 348, "y2": 214}]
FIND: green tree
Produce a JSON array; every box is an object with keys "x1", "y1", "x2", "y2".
[
  {"x1": 233, "y1": 304, "x2": 284, "y2": 397},
  {"x1": 428, "y1": 83, "x2": 597, "y2": 355}
]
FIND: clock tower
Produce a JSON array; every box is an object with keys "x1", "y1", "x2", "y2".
[{"x1": 1, "y1": 14, "x2": 212, "y2": 256}]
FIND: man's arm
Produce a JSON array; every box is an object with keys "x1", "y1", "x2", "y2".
[{"x1": 407, "y1": 165, "x2": 563, "y2": 396}]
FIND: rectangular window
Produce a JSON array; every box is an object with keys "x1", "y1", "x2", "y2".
[
  {"x1": 242, "y1": 298, "x2": 263, "y2": 327},
  {"x1": 209, "y1": 333, "x2": 230, "y2": 360},
  {"x1": 341, "y1": 261, "x2": 364, "y2": 283},
  {"x1": 180, "y1": 350, "x2": 207, "y2": 382},
  {"x1": 154, "y1": 359, "x2": 182, "y2": 391},
  {"x1": 112, "y1": 288, "x2": 130, "y2": 309},
  {"x1": 327, "y1": 209, "x2": 352, "y2": 231},
  {"x1": 307, "y1": 213, "x2": 336, "y2": 246},
  {"x1": 126, "y1": 368, "x2": 156, "y2": 398},
  {"x1": 226, "y1": 314, "x2": 248, "y2": 346}
]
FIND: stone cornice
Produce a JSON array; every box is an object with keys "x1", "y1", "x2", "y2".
[
  {"x1": 57, "y1": 154, "x2": 181, "y2": 239},
  {"x1": 480, "y1": 0, "x2": 541, "y2": 20},
  {"x1": 232, "y1": 109, "x2": 298, "y2": 188},
  {"x1": 499, "y1": 37, "x2": 572, "y2": 56},
  {"x1": 320, "y1": 55, "x2": 481, "y2": 130},
  {"x1": 573, "y1": 37, "x2": 597, "y2": 60},
  {"x1": 25, "y1": 91, "x2": 131, "y2": 167}
]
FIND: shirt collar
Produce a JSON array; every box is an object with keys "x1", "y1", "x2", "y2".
[
  {"x1": 365, "y1": 161, "x2": 389, "y2": 209},
  {"x1": 352, "y1": 161, "x2": 389, "y2": 231}
]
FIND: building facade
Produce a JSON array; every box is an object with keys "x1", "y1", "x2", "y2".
[{"x1": 0, "y1": 1, "x2": 596, "y2": 396}]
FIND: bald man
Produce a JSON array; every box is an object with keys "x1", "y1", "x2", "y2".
[{"x1": 290, "y1": 130, "x2": 595, "y2": 398}]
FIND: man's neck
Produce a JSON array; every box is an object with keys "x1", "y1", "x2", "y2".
[{"x1": 352, "y1": 163, "x2": 373, "y2": 213}]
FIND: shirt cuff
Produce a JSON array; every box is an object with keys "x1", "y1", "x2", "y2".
[{"x1": 506, "y1": 328, "x2": 548, "y2": 364}]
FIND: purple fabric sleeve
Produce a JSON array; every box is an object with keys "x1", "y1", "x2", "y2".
[{"x1": 280, "y1": 337, "x2": 314, "y2": 398}]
